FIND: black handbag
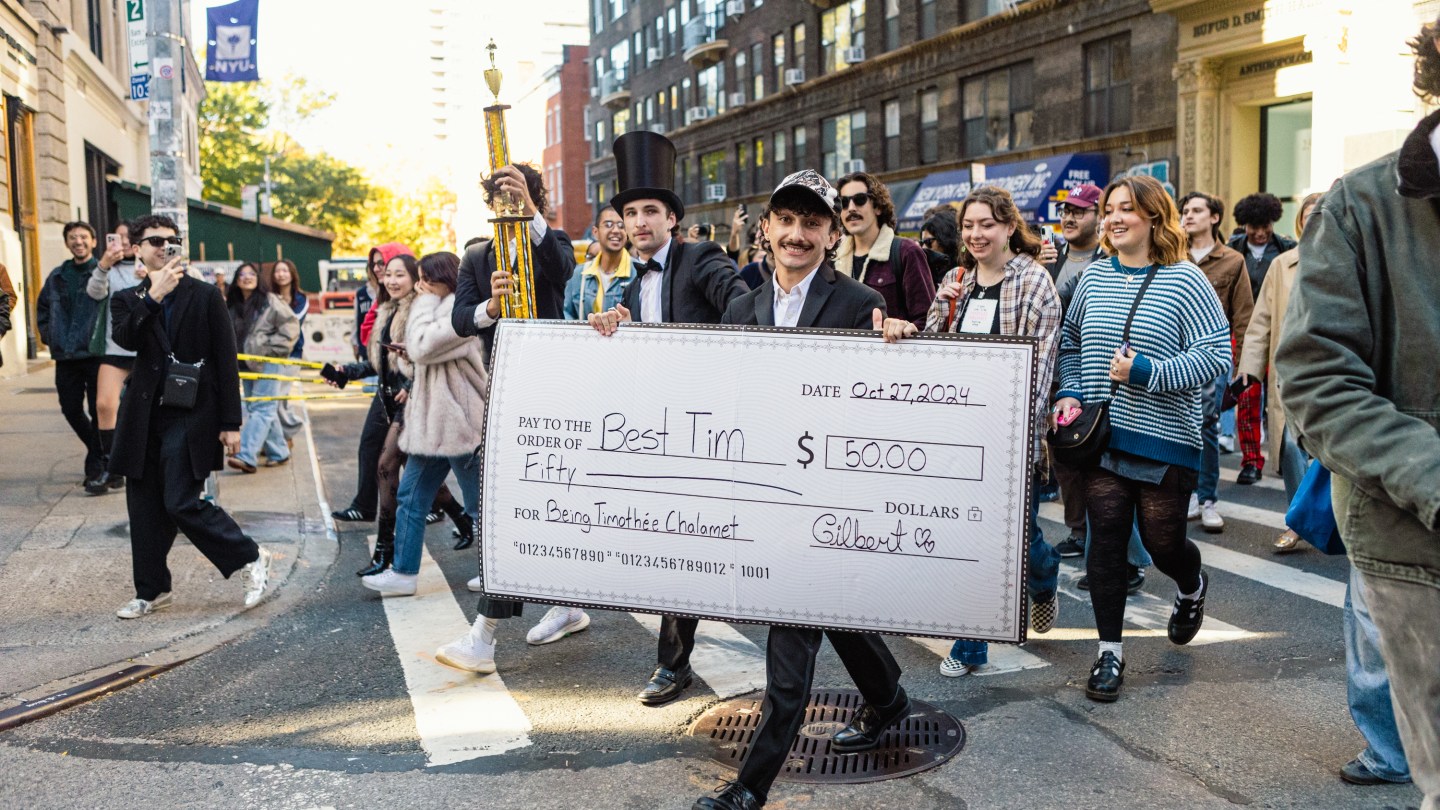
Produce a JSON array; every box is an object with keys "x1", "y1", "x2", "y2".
[
  {"x1": 156, "y1": 310, "x2": 205, "y2": 410},
  {"x1": 1048, "y1": 262, "x2": 1158, "y2": 467}
]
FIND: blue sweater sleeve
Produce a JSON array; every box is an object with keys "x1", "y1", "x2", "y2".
[{"x1": 1143, "y1": 269, "x2": 1233, "y2": 393}]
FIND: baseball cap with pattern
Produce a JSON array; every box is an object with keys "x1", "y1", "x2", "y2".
[
  {"x1": 770, "y1": 169, "x2": 840, "y2": 213},
  {"x1": 1063, "y1": 183, "x2": 1103, "y2": 210}
]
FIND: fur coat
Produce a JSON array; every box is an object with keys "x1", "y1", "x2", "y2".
[
  {"x1": 367, "y1": 291, "x2": 416, "y2": 381},
  {"x1": 399, "y1": 292, "x2": 488, "y2": 458}
]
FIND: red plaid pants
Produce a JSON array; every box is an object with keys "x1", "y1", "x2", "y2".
[{"x1": 1237, "y1": 382, "x2": 1264, "y2": 469}]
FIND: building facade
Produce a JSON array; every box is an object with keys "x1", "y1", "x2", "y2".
[
  {"x1": 542, "y1": 44, "x2": 594, "y2": 237},
  {"x1": 1156, "y1": 0, "x2": 1432, "y2": 229},
  {"x1": 0, "y1": 0, "x2": 203, "y2": 376},
  {"x1": 583, "y1": 0, "x2": 1177, "y2": 234}
]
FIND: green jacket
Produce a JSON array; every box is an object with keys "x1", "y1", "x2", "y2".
[{"x1": 1275, "y1": 110, "x2": 1440, "y2": 586}]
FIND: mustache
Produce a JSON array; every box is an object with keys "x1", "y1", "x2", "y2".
[{"x1": 778, "y1": 240, "x2": 814, "y2": 251}]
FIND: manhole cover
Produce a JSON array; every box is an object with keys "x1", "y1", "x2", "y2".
[{"x1": 689, "y1": 689, "x2": 964, "y2": 784}]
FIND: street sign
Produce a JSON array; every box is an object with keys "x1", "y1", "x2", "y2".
[{"x1": 126, "y1": 0, "x2": 148, "y2": 101}]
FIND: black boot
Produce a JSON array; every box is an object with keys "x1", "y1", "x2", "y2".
[
  {"x1": 452, "y1": 513, "x2": 474, "y2": 551},
  {"x1": 357, "y1": 517, "x2": 395, "y2": 576}
]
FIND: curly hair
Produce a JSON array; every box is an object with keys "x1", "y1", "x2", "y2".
[
  {"x1": 128, "y1": 214, "x2": 179, "y2": 240},
  {"x1": 760, "y1": 187, "x2": 844, "y2": 263},
  {"x1": 835, "y1": 171, "x2": 897, "y2": 230},
  {"x1": 1232, "y1": 193, "x2": 1284, "y2": 227},
  {"x1": 955, "y1": 186, "x2": 1042, "y2": 270},
  {"x1": 1412, "y1": 20, "x2": 1440, "y2": 102},
  {"x1": 1099, "y1": 176, "x2": 1188, "y2": 265},
  {"x1": 482, "y1": 163, "x2": 549, "y2": 217}
]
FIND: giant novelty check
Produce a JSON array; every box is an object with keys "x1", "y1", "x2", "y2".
[{"x1": 479, "y1": 321, "x2": 1038, "y2": 642}]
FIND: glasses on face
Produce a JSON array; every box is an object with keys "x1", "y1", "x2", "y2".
[
  {"x1": 598, "y1": 219, "x2": 623, "y2": 230},
  {"x1": 1060, "y1": 206, "x2": 1091, "y2": 220},
  {"x1": 919, "y1": 238, "x2": 937, "y2": 249},
  {"x1": 838, "y1": 192, "x2": 872, "y2": 209},
  {"x1": 141, "y1": 236, "x2": 183, "y2": 248}
]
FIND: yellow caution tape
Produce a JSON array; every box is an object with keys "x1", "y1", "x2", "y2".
[
  {"x1": 243, "y1": 392, "x2": 373, "y2": 402},
  {"x1": 236, "y1": 353, "x2": 330, "y2": 370},
  {"x1": 239, "y1": 371, "x2": 315, "y2": 383}
]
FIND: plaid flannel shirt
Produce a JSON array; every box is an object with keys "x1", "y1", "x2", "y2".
[{"x1": 923, "y1": 253, "x2": 1062, "y2": 464}]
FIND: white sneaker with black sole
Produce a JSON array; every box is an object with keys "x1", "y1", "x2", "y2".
[
  {"x1": 241, "y1": 547, "x2": 272, "y2": 608},
  {"x1": 116, "y1": 592, "x2": 172, "y2": 619},
  {"x1": 526, "y1": 606, "x2": 591, "y2": 645}
]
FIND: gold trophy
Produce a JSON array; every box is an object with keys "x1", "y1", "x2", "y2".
[{"x1": 483, "y1": 40, "x2": 537, "y2": 319}]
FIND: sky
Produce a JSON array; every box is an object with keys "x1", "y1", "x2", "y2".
[{"x1": 191, "y1": 0, "x2": 588, "y2": 192}]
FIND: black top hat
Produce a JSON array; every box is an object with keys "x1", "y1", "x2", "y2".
[{"x1": 610, "y1": 131, "x2": 685, "y2": 221}]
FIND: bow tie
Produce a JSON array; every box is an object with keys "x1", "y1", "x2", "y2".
[{"x1": 633, "y1": 259, "x2": 662, "y2": 275}]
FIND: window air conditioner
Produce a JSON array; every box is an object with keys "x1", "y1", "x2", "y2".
[
  {"x1": 843, "y1": 46, "x2": 865, "y2": 64},
  {"x1": 648, "y1": 47, "x2": 664, "y2": 62},
  {"x1": 590, "y1": 86, "x2": 600, "y2": 98},
  {"x1": 841, "y1": 159, "x2": 866, "y2": 173},
  {"x1": 705, "y1": 184, "x2": 727, "y2": 201},
  {"x1": 685, "y1": 106, "x2": 712, "y2": 125},
  {"x1": 784, "y1": 68, "x2": 805, "y2": 86},
  {"x1": 728, "y1": 91, "x2": 746, "y2": 107},
  {"x1": 725, "y1": 0, "x2": 745, "y2": 16},
  {"x1": 651, "y1": 123, "x2": 666, "y2": 134}
]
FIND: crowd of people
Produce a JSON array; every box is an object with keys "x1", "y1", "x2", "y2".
[{"x1": 27, "y1": 18, "x2": 1440, "y2": 810}]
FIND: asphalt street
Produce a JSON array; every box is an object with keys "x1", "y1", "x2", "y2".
[{"x1": 0, "y1": 397, "x2": 1424, "y2": 810}]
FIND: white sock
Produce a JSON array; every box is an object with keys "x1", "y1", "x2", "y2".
[
  {"x1": 1179, "y1": 573, "x2": 1206, "y2": 602},
  {"x1": 475, "y1": 617, "x2": 499, "y2": 645},
  {"x1": 1099, "y1": 641, "x2": 1123, "y2": 663}
]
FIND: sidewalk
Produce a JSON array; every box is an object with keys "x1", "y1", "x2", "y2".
[{"x1": 0, "y1": 364, "x2": 334, "y2": 710}]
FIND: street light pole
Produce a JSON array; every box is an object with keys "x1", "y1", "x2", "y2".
[{"x1": 148, "y1": 0, "x2": 188, "y2": 243}]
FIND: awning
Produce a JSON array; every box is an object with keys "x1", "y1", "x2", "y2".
[
  {"x1": 896, "y1": 153, "x2": 1110, "y2": 232},
  {"x1": 885, "y1": 178, "x2": 924, "y2": 233},
  {"x1": 897, "y1": 169, "x2": 972, "y2": 233},
  {"x1": 981, "y1": 153, "x2": 1110, "y2": 225}
]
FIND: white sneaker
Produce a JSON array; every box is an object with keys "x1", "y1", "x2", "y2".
[
  {"x1": 241, "y1": 547, "x2": 272, "y2": 608},
  {"x1": 1218, "y1": 434, "x2": 1236, "y2": 454},
  {"x1": 1201, "y1": 500, "x2": 1225, "y2": 533},
  {"x1": 117, "y1": 592, "x2": 172, "y2": 619},
  {"x1": 1187, "y1": 493, "x2": 1201, "y2": 520},
  {"x1": 361, "y1": 568, "x2": 417, "y2": 596},
  {"x1": 467, "y1": 575, "x2": 483, "y2": 592},
  {"x1": 436, "y1": 622, "x2": 497, "y2": 673},
  {"x1": 939, "y1": 657, "x2": 978, "y2": 677},
  {"x1": 525, "y1": 606, "x2": 591, "y2": 645}
]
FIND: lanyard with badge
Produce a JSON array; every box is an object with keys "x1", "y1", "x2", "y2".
[{"x1": 945, "y1": 276, "x2": 999, "y2": 334}]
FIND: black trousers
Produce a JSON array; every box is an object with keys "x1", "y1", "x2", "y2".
[
  {"x1": 127, "y1": 414, "x2": 259, "y2": 600},
  {"x1": 738, "y1": 626, "x2": 904, "y2": 802},
  {"x1": 658, "y1": 615, "x2": 698, "y2": 670},
  {"x1": 347, "y1": 394, "x2": 389, "y2": 517},
  {"x1": 55, "y1": 358, "x2": 101, "y2": 477}
]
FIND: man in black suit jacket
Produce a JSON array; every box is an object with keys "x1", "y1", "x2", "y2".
[
  {"x1": 451, "y1": 164, "x2": 575, "y2": 361},
  {"x1": 108, "y1": 215, "x2": 271, "y2": 620},
  {"x1": 693, "y1": 171, "x2": 907, "y2": 810},
  {"x1": 589, "y1": 132, "x2": 748, "y2": 708}
]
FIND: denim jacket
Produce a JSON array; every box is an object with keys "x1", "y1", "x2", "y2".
[
  {"x1": 562, "y1": 250, "x2": 633, "y2": 320},
  {"x1": 1275, "y1": 110, "x2": 1440, "y2": 586}
]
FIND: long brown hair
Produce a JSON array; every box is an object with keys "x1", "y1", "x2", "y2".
[
  {"x1": 263, "y1": 259, "x2": 305, "y2": 309},
  {"x1": 1100, "y1": 176, "x2": 1187, "y2": 266},
  {"x1": 956, "y1": 186, "x2": 1042, "y2": 270}
]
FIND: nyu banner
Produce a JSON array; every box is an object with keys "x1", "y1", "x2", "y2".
[{"x1": 205, "y1": 0, "x2": 259, "y2": 82}]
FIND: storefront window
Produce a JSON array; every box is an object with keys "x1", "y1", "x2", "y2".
[{"x1": 1262, "y1": 98, "x2": 1313, "y2": 233}]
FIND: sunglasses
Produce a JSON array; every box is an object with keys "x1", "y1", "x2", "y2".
[
  {"x1": 838, "y1": 192, "x2": 872, "y2": 209},
  {"x1": 141, "y1": 236, "x2": 183, "y2": 248}
]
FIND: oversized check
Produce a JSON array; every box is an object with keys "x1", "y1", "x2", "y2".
[{"x1": 480, "y1": 321, "x2": 1038, "y2": 643}]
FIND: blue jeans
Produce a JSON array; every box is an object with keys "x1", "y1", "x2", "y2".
[
  {"x1": 392, "y1": 453, "x2": 480, "y2": 575},
  {"x1": 236, "y1": 364, "x2": 289, "y2": 467},
  {"x1": 1197, "y1": 372, "x2": 1225, "y2": 503},
  {"x1": 1279, "y1": 426, "x2": 1308, "y2": 504},
  {"x1": 1345, "y1": 566, "x2": 1412, "y2": 782},
  {"x1": 949, "y1": 474, "x2": 1060, "y2": 665}
]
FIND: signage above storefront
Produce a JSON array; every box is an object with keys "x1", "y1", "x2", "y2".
[
  {"x1": 1234, "y1": 50, "x2": 1312, "y2": 79},
  {"x1": 1178, "y1": 0, "x2": 1320, "y2": 50},
  {"x1": 897, "y1": 153, "x2": 1110, "y2": 232}
]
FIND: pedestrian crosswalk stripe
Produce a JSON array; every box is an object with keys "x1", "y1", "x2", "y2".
[
  {"x1": 1190, "y1": 539, "x2": 1346, "y2": 608},
  {"x1": 1039, "y1": 500, "x2": 1287, "y2": 534},
  {"x1": 1051, "y1": 565, "x2": 1262, "y2": 646},
  {"x1": 374, "y1": 538, "x2": 532, "y2": 765},
  {"x1": 629, "y1": 613, "x2": 768, "y2": 698},
  {"x1": 906, "y1": 636, "x2": 1051, "y2": 674}
]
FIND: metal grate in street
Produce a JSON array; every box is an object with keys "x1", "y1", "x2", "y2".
[{"x1": 688, "y1": 688, "x2": 964, "y2": 784}]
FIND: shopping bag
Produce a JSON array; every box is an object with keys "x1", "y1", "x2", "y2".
[{"x1": 1285, "y1": 460, "x2": 1346, "y2": 555}]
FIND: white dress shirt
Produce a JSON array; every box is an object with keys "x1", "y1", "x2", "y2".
[
  {"x1": 637, "y1": 238, "x2": 672, "y2": 324},
  {"x1": 474, "y1": 213, "x2": 550, "y2": 328},
  {"x1": 772, "y1": 264, "x2": 822, "y2": 328}
]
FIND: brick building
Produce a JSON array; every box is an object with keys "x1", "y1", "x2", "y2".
[
  {"x1": 542, "y1": 44, "x2": 594, "y2": 238},
  {"x1": 583, "y1": 0, "x2": 1178, "y2": 237}
]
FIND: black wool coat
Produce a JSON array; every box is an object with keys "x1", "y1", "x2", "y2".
[
  {"x1": 451, "y1": 225, "x2": 576, "y2": 359},
  {"x1": 721, "y1": 263, "x2": 885, "y2": 329},
  {"x1": 621, "y1": 239, "x2": 747, "y2": 325},
  {"x1": 109, "y1": 275, "x2": 244, "y2": 480}
]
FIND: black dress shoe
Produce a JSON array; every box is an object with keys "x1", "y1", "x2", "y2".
[
  {"x1": 1086, "y1": 651, "x2": 1125, "y2": 702},
  {"x1": 1236, "y1": 464, "x2": 1262, "y2": 485},
  {"x1": 452, "y1": 513, "x2": 474, "y2": 551},
  {"x1": 637, "y1": 665, "x2": 692, "y2": 705},
  {"x1": 831, "y1": 692, "x2": 910, "y2": 753},
  {"x1": 1168, "y1": 570, "x2": 1209, "y2": 645},
  {"x1": 107, "y1": 474, "x2": 125, "y2": 489},
  {"x1": 84, "y1": 472, "x2": 113, "y2": 495},
  {"x1": 692, "y1": 781, "x2": 762, "y2": 810}
]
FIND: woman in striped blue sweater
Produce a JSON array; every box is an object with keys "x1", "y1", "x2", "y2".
[{"x1": 1053, "y1": 175, "x2": 1231, "y2": 702}]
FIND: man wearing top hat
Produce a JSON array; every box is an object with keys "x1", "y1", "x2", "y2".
[
  {"x1": 588, "y1": 131, "x2": 748, "y2": 705},
  {"x1": 689, "y1": 170, "x2": 909, "y2": 810}
]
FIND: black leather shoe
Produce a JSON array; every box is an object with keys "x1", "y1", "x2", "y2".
[
  {"x1": 357, "y1": 517, "x2": 395, "y2": 577},
  {"x1": 1168, "y1": 570, "x2": 1209, "y2": 645},
  {"x1": 452, "y1": 513, "x2": 474, "y2": 551},
  {"x1": 1127, "y1": 566, "x2": 1146, "y2": 595},
  {"x1": 692, "y1": 781, "x2": 762, "y2": 810},
  {"x1": 425, "y1": 509, "x2": 444, "y2": 525},
  {"x1": 107, "y1": 474, "x2": 125, "y2": 490},
  {"x1": 831, "y1": 692, "x2": 910, "y2": 753},
  {"x1": 1086, "y1": 651, "x2": 1125, "y2": 702},
  {"x1": 1236, "y1": 464, "x2": 1262, "y2": 485},
  {"x1": 637, "y1": 665, "x2": 692, "y2": 705},
  {"x1": 84, "y1": 472, "x2": 113, "y2": 495}
]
